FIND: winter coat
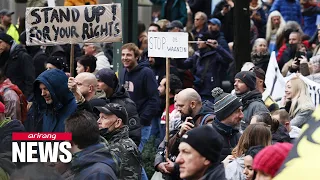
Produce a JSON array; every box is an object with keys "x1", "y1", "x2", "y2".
[
  {"x1": 290, "y1": 109, "x2": 314, "y2": 128},
  {"x1": 238, "y1": 90, "x2": 269, "y2": 131},
  {"x1": 176, "y1": 46, "x2": 233, "y2": 98},
  {"x1": 210, "y1": 31, "x2": 230, "y2": 53},
  {"x1": 108, "y1": 85, "x2": 141, "y2": 146},
  {"x1": 201, "y1": 163, "x2": 227, "y2": 180},
  {"x1": 150, "y1": 0, "x2": 187, "y2": 26},
  {"x1": 71, "y1": 137, "x2": 120, "y2": 180},
  {"x1": 101, "y1": 126, "x2": 142, "y2": 180},
  {"x1": 225, "y1": 156, "x2": 245, "y2": 180},
  {"x1": 0, "y1": 152, "x2": 16, "y2": 180},
  {"x1": 272, "y1": 124, "x2": 291, "y2": 144},
  {"x1": 212, "y1": 119, "x2": 240, "y2": 161},
  {"x1": 168, "y1": 106, "x2": 215, "y2": 157},
  {"x1": 0, "y1": 118, "x2": 25, "y2": 153},
  {"x1": 270, "y1": 0, "x2": 301, "y2": 24},
  {"x1": 120, "y1": 65, "x2": 160, "y2": 126},
  {"x1": 1, "y1": 43, "x2": 35, "y2": 98},
  {"x1": 33, "y1": 69, "x2": 77, "y2": 132},
  {"x1": 251, "y1": 52, "x2": 270, "y2": 72},
  {"x1": 213, "y1": 0, "x2": 234, "y2": 43},
  {"x1": 95, "y1": 52, "x2": 111, "y2": 70},
  {"x1": 188, "y1": 0, "x2": 212, "y2": 18}
]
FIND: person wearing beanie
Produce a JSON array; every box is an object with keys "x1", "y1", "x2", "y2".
[
  {"x1": 176, "y1": 125, "x2": 226, "y2": 180},
  {"x1": 211, "y1": 87, "x2": 243, "y2": 161},
  {"x1": 46, "y1": 56, "x2": 68, "y2": 72},
  {"x1": 90, "y1": 68, "x2": 141, "y2": 146},
  {"x1": 0, "y1": 32, "x2": 35, "y2": 99},
  {"x1": 176, "y1": 29, "x2": 233, "y2": 103},
  {"x1": 250, "y1": 66, "x2": 279, "y2": 112},
  {"x1": 253, "y1": 142, "x2": 293, "y2": 179},
  {"x1": 234, "y1": 71, "x2": 269, "y2": 131}
]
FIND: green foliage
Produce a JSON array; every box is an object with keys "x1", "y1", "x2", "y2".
[{"x1": 142, "y1": 136, "x2": 157, "y2": 179}]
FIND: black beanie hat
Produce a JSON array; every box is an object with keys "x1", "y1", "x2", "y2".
[
  {"x1": 212, "y1": 87, "x2": 242, "y2": 121},
  {"x1": 181, "y1": 125, "x2": 223, "y2": 163},
  {"x1": 235, "y1": 71, "x2": 257, "y2": 91},
  {"x1": 0, "y1": 32, "x2": 14, "y2": 46}
]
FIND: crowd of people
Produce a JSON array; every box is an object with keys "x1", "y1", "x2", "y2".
[{"x1": 0, "y1": 0, "x2": 320, "y2": 180}]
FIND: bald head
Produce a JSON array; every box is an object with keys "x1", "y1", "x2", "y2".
[
  {"x1": 178, "y1": 88, "x2": 202, "y2": 103},
  {"x1": 75, "y1": 72, "x2": 97, "y2": 100},
  {"x1": 176, "y1": 88, "x2": 202, "y2": 118}
]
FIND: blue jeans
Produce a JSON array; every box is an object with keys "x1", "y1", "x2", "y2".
[
  {"x1": 141, "y1": 167, "x2": 149, "y2": 180},
  {"x1": 138, "y1": 125, "x2": 152, "y2": 152}
]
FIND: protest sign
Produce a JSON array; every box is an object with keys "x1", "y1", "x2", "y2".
[
  {"x1": 148, "y1": 32, "x2": 188, "y2": 58},
  {"x1": 25, "y1": 4, "x2": 122, "y2": 45}
]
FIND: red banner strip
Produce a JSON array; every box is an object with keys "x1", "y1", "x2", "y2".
[{"x1": 12, "y1": 132, "x2": 72, "y2": 141}]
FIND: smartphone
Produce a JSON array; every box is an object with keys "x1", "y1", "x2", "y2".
[{"x1": 296, "y1": 51, "x2": 306, "y2": 59}]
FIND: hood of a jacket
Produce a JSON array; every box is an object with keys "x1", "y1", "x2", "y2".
[
  {"x1": 110, "y1": 84, "x2": 130, "y2": 100},
  {"x1": 33, "y1": 69, "x2": 75, "y2": 112},
  {"x1": 272, "y1": 124, "x2": 291, "y2": 143},
  {"x1": 238, "y1": 90, "x2": 264, "y2": 109},
  {"x1": 71, "y1": 137, "x2": 120, "y2": 176}
]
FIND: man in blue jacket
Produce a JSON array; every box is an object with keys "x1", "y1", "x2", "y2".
[
  {"x1": 120, "y1": 43, "x2": 160, "y2": 152},
  {"x1": 33, "y1": 69, "x2": 77, "y2": 132},
  {"x1": 66, "y1": 110, "x2": 120, "y2": 180},
  {"x1": 176, "y1": 32, "x2": 234, "y2": 103}
]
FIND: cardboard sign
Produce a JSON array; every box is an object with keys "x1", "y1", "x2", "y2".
[
  {"x1": 148, "y1": 32, "x2": 188, "y2": 58},
  {"x1": 25, "y1": 4, "x2": 122, "y2": 45}
]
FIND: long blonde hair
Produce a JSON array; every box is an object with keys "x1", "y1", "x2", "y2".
[
  {"x1": 287, "y1": 77, "x2": 315, "y2": 117},
  {"x1": 266, "y1": 11, "x2": 286, "y2": 42}
]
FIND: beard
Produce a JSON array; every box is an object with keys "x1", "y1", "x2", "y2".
[{"x1": 181, "y1": 106, "x2": 193, "y2": 120}]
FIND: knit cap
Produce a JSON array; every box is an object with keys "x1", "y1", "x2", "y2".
[
  {"x1": 0, "y1": 32, "x2": 14, "y2": 46},
  {"x1": 235, "y1": 71, "x2": 257, "y2": 91},
  {"x1": 181, "y1": 125, "x2": 223, "y2": 163},
  {"x1": 253, "y1": 142, "x2": 293, "y2": 177},
  {"x1": 212, "y1": 87, "x2": 242, "y2": 121}
]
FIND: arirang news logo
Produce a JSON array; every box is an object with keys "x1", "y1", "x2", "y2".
[{"x1": 12, "y1": 132, "x2": 72, "y2": 163}]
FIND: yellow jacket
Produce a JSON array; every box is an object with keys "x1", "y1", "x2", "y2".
[
  {"x1": 64, "y1": 0, "x2": 97, "y2": 6},
  {"x1": 6, "y1": 24, "x2": 20, "y2": 44}
]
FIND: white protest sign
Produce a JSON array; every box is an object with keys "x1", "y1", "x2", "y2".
[
  {"x1": 25, "y1": 4, "x2": 122, "y2": 45},
  {"x1": 148, "y1": 32, "x2": 188, "y2": 58},
  {"x1": 265, "y1": 51, "x2": 286, "y2": 102}
]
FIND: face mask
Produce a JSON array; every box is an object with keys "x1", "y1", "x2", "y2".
[{"x1": 99, "y1": 119, "x2": 118, "y2": 135}]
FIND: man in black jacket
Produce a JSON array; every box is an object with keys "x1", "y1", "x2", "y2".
[
  {"x1": 176, "y1": 125, "x2": 226, "y2": 180},
  {"x1": 0, "y1": 32, "x2": 35, "y2": 98},
  {"x1": 211, "y1": 87, "x2": 243, "y2": 161},
  {"x1": 95, "y1": 68, "x2": 141, "y2": 146}
]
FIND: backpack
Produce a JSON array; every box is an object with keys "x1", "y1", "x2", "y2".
[{"x1": 0, "y1": 85, "x2": 28, "y2": 122}]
